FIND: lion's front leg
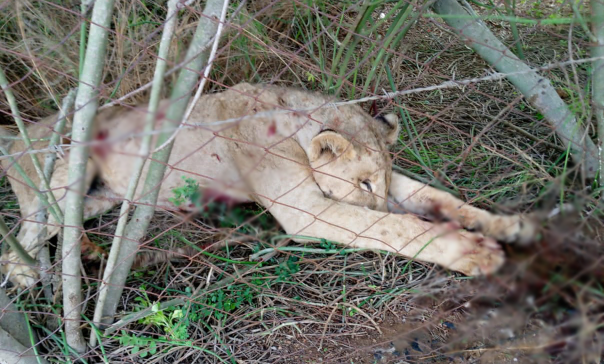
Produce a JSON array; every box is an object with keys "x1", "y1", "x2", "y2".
[
  {"x1": 274, "y1": 199, "x2": 506, "y2": 276},
  {"x1": 388, "y1": 172, "x2": 538, "y2": 244},
  {"x1": 237, "y1": 148, "x2": 504, "y2": 276}
]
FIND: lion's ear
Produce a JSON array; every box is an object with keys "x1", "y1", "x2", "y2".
[
  {"x1": 375, "y1": 113, "x2": 400, "y2": 145},
  {"x1": 309, "y1": 130, "x2": 356, "y2": 164}
]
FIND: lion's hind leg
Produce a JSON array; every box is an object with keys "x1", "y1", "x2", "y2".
[{"x1": 1, "y1": 158, "x2": 117, "y2": 287}]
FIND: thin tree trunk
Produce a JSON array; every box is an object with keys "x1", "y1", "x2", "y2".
[
  {"x1": 61, "y1": 0, "x2": 115, "y2": 353},
  {"x1": 432, "y1": 0, "x2": 599, "y2": 178},
  {"x1": 99, "y1": 0, "x2": 228, "y2": 326},
  {"x1": 37, "y1": 89, "x2": 77, "y2": 299},
  {"x1": 89, "y1": 0, "x2": 181, "y2": 346},
  {"x1": 592, "y1": 0, "x2": 604, "y2": 187},
  {"x1": 0, "y1": 68, "x2": 62, "y2": 223}
]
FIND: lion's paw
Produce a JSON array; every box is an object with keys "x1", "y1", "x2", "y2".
[
  {"x1": 483, "y1": 214, "x2": 539, "y2": 245},
  {"x1": 0, "y1": 251, "x2": 39, "y2": 288},
  {"x1": 447, "y1": 230, "x2": 505, "y2": 276}
]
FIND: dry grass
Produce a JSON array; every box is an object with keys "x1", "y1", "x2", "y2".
[{"x1": 0, "y1": 0, "x2": 603, "y2": 363}]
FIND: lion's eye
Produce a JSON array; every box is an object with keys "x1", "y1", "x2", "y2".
[{"x1": 360, "y1": 180, "x2": 373, "y2": 193}]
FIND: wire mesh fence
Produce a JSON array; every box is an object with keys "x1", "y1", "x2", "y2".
[{"x1": 0, "y1": 0, "x2": 603, "y2": 362}]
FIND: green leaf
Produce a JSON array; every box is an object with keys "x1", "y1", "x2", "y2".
[{"x1": 149, "y1": 341, "x2": 157, "y2": 355}]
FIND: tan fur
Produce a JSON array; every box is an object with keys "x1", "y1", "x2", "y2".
[{"x1": 0, "y1": 83, "x2": 538, "y2": 287}]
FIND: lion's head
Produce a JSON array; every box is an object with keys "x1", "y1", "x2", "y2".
[{"x1": 308, "y1": 111, "x2": 400, "y2": 212}]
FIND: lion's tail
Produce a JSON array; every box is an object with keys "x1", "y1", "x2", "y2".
[
  {"x1": 131, "y1": 240, "x2": 232, "y2": 269},
  {"x1": 132, "y1": 247, "x2": 204, "y2": 268}
]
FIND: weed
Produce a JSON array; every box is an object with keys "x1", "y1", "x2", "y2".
[
  {"x1": 189, "y1": 284, "x2": 255, "y2": 321},
  {"x1": 118, "y1": 332, "x2": 159, "y2": 358},
  {"x1": 135, "y1": 286, "x2": 190, "y2": 341},
  {"x1": 169, "y1": 176, "x2": 273, "y2": 231},
  {"x1": 274, "y1": 256, "x2": 301, "y2": 281},
  {"x1": 169, "y1": 176, "x2": 201, "y2": 209}
]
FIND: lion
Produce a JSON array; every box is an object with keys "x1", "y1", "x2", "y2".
[{"x1": 0, "y1": 83, "x2": 538, "y2": 287}]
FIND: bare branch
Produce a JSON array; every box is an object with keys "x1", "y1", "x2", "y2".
[
  {"x1": 153, "y1": 0, "x2": 230, "y2": 153},
  {"x1": 432, "y1": 0, "x2": 599, "y2": 178}
]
